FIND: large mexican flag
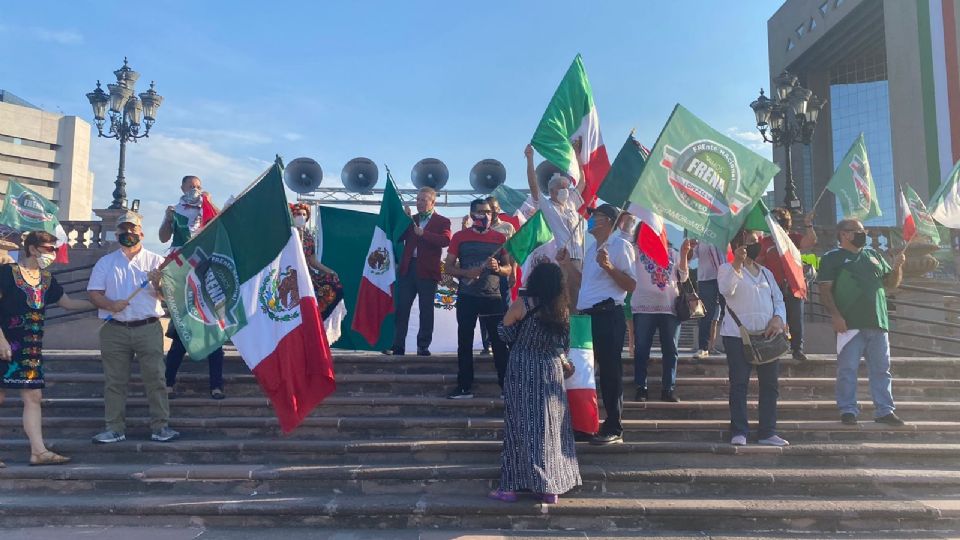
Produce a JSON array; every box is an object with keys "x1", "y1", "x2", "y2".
[
  {"x1": 899, "y1": 184, "x2": 941, "y2": 244},
  {"x1": 161, "y1": 159, "x2": 336, "y2": 433},
  {"x1": 626, "y1": 104, "x2": 780, "y2": 249},
  {"x1": 827, "y1": 133, "x2": 881, "y2": 221},
  {"x1": 565, "y1": 314, "x2": 599, "y2": 434},
  {"x1": 531, "y1": 54, "x2": 610, "y2": 213}
]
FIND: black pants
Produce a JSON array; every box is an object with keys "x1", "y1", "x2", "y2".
[
  {"x1": 479, "y1": 277, "x2": 510, "y2": 349},
  {"x1": 783, "y1": 292, "x2": 804, "y2": 353},
  {"x1": 590, "y1": 307, "x2": 627, "y2": 436},
  {"x1": 456, "y1": 294, "x2": 508, "y2": 391},
  {"x1": 392, "y1": 258, "x2": 439, "y2": 353},
  {"x1": 164, "y1": 330, "x2": 224, "y2": 391}
]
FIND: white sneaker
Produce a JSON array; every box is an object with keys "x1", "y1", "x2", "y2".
[
  {"x1": 758, "y1": 435, "x2": 790, "y2": 447},
  {"x1": 730, "y1": 435, "x2": 747, "y2": 446},
  {"x1": 692, "y1": 349, "x2": 709, "y2": 360}
]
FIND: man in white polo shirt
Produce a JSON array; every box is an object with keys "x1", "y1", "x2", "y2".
[
  {"x1": 559, "y1": 204, "x2": 637, "y2": 445},
  {"x1": 87, "y1": 211, "x2": 179, "y2": 444}
]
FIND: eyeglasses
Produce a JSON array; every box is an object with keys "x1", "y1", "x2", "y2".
[
  {"x1": 841, "y1": 229, "x2": 867, "y2": 234},
  {"x1": 35, "y1": 245, "x2": 56, "y2": 254}
]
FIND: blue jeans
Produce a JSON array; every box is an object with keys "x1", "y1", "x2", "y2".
[
  {"x1": 697, "y1": 279, "x2": 724, "y2": 350},
  {"x1": 633, "y1": 313, "x2": 680, "y2": 391},
  {"x1": 724, "y1": 336, "x2": 780, "y2": 439},
  {"x1": 836, "y1": 329, "x2": 896, "y2": 418}
]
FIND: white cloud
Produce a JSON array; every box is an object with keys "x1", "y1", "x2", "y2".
[
  {"x1": 282, "y1": 132, "x2": 303, "y2": 142},
  {"x1": 166, "y1": 127, "x2": 272, "y2": 146},
  {"x1": 725, "y1": 127, "x2": 772, "y2": 157},
  {"x1": 28, "y1": 27, "x2": 84, "y2": 45}
]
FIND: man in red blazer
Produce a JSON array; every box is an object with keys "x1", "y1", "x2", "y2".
[{"x1": 385, "y1": 187, "x2": 452, "y2": 356}]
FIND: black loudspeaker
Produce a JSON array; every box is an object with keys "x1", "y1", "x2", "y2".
[
  {"x1": 469, "y1": 159, "x2": 506, "y2": 194},
  {"x1": 283, "y1": 157, "x2": 323, "y2": 193},
  {"x1": 535, "y1": 160, "x2": 566, "y2": 195},
  {"x1": 341, "y1": 157, "x2": 379, "y2": 193},
  {"x1": 411, "y1": 158, "x2": 449, "y2": 190}
]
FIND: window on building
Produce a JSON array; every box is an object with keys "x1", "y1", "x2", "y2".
[
  {"x1": 810, "y1": 18, "x2": 817, "y2": 31},
  {"x1": 835, "y1": 0, "x2": 845, "y2": 8},
  {"x1": 820, "y1": 1, "x2": 830, "y2": 16},
  {"x1": 787, "y1": 39, "x2": 795, "y2": 52},
  {"x1": 796, "y1": 24, "x2": 807, "y2": 38}
]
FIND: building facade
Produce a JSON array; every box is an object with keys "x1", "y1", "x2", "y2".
[
  {"x1": 0, "y1": 90, "x2": 95, "y2": 220},
  {"x1": 768, "y1": 0, "x2": 960, "y2": 227}
]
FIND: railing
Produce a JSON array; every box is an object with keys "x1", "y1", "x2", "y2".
[
  {"x1": 59, "y1": 220, "x2": 108, "y2": 250},
  {"x1": 46, "y1": 263, "x2": 98, "y2": 322}
]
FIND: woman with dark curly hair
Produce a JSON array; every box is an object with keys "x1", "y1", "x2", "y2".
[
  {"x1": 0, "y1": 231, "x2": 93, "y2": 466},
  {"x1": 290, "y1": 203, "x2": 343, "y2": 320},
  {"x1": 490, "y1": 261, "x2": 581, "y2": 504}
]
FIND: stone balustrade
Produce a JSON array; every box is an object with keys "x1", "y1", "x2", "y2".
[{"x1": 59, "y1": 219, "x2": 109, "y2": 250}]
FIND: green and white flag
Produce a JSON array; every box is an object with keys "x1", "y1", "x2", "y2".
[
  {"x1": 0, "y1": 180, "x2": 59, "y2": 234},
  {"x1": 827, "y1": 133, "x2": 881, "y2": 221},
  {"x1": 900, "y1": 184, "x2": 940, "y2": 244},
  {"x1": 929, "y1": 159, "x2": 960, "y2": 228},
  {"x1": 625, "y1": 104, "x2": 779, "y2": 249},
  {"x1": 502, "y1": 211, "x2": 553, "y2": 266}
]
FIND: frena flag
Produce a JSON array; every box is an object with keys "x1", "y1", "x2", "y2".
[
  {"x1": 764, "y1": 211, "x2": 807, "y2": 300},
  {"x1": 351, "y1": 170, "x2": 413, "y2": 345},
  {"x1": 930, "y1": 159, "x2": 960, "y2": 229},
  {"x1": 564, "y1": 315, "x2": 599, "y2": 435},
  {"x1": 160, "y1": 158, "x2": 336, "y2": 433},
  {"x1": 900, "y1": 183, "x2": 941, "y2": 244},
  {"x1": 531, "y1": 54, "x2": 610, "y2": 214}
]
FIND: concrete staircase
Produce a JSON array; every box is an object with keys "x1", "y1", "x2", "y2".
[{"x1": 1, "y1": 349, "x2": 959, "y2": 535}]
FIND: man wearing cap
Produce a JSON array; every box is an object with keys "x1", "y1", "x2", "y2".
[
  {"x1": 87, "y1": 212, "x2": 179, "y2": 444},
  {"x1": 558, "y1": 203, "x2": 637, "y2": 445}
]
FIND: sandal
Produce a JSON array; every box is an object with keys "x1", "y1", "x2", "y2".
[
  {"x1": 541, "y1": 493, "x2": 559, "y2": 504},
  {"x1": 487, "y1": 489, "x2": 518, "y2": 502},
  {"x1": 210, "y1": 388, "x2": 226, "y2": 400},
  {"x1": 30, "y1": 451, "x2": 71, "y2": 466}
]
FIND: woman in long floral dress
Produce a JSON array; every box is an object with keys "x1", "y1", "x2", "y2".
[{"x1": 290, "y1": 203, "x2": 343, "y2": 320}]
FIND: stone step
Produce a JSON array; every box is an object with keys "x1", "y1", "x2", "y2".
[
  {"x1": 1, "y1": 463, "x2": 958, "y2": 499},
  {"x1": 4, "y1": 415, "x2": 958, "y2": 442},
  {"x1": 41, "y1": 372, "x2": 960, "y2": 402},
  {"x1": 6, "y1": 396, "x2": 958, "y2": 421},
  {"x1": 4, "y1": 439, "x2": 957, "y2": 468},
  {"x1": 0, "y1": 492, "x2": 956, "y2": 532}
]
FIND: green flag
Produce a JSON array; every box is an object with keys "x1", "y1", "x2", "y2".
[
  {"x1": 902, "y1": 183, "x2": 941, "y2": 244},
  {"x1": 0, "y1": 180, "x2": 60, "y2": 234},
  {"x1": 742, "y1": 199, "x2": 771, "y2": 233},
  {"x1": 596, "y1": 133, "x2": 649, "y2": 207},
  {"x1": 489, "y1": 184, "x2": 529, "y2": 217},
  {"x1": 827, "y1": 133, "x2": 881, "y2": 221},
  {"x1": 503, "y1": 211, "x2": 553, "y2": 266},
  {"x1": 625, "y1": 104, "x2": 779, "y2": 249}
]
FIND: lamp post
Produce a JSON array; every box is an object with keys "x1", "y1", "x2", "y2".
[
  {"x1": 85, "y1": 58, "x2": 163, "y2": 210},
  {"x1": 749, "y1": 70, "x2": 825, "y2": 213}
]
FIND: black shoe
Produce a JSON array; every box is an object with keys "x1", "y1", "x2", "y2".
[
  {"x1": 417, "y1": 349, "x2": 431, "y2": 357},
  {"x1": 634, "y1": 387, "x2": 648, "y2": 402},
  {"x1": 840, "y1": 413, "x2": 858, "y2": 425},
  {"x1": 447, "y1": 388, "x2": 474, "y2": 400},
  {"x1": 791, "y1": 350, "x2": 808, "y2": 362},
  {"x1": 479, "y1": 348, "x2": 491, "y2": 356},
  {"x1": 875, "y1": 413, "x2": 906, "y2": 426},
  {"x1": 590, "y1": 433, "x2": 623, "y2": 446},
  {"x1": 661, "y1": 390, "x2": 680, "y2": 403},
  {"x1": 381, "y1": 348, "x2": 404, "y2": 356},
  {"x1": 573, "y1": 430, "x2": 594, "y2": 442}
]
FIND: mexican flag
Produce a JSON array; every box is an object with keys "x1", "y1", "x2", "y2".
[
  {"x1": 626, "y1": 104, "x2": 779, "y2": 250},
  {"x1": 351, "y1": 171, "x2": 412, "y2": 346},
  {"x1": 742, "y1": 200, "x2": 772, "y2": 233},
  {"x1": 0, "y1": 180, "x2": 69, "y2": 262},
  {"x1": 597, "y1": 133, "x2": 670, "y2": 268},
  {"x1": 161, "y1": 159, "x2": 336, "y2": 433},
  {"x1": 764, "y1": 210, "x2": 807, "y2": 300},
  {"x1": 900, "y1": 184, "x2": 941, "y2": 244},
  {"x1": 502, "y1": 211, "x2": 553, "y2": 266},
  {"x1": 531, "y1": 54, "x2": 610, "y2": 213},
  {"x1": 564, "y1": 314, "x2": 599, "y2": 434},
  {"x1": 827, "y1": 133, "x2": 881, "y2": 221},
  {"x1": 171, "y1": 194, "x2": 218, "y2": 245},
  {"x1": 490, "y1": 183, "x2": 536, "y2": 226},
  {"x1": 929, "y1": 160, "x2": 960, "y2": 228}
]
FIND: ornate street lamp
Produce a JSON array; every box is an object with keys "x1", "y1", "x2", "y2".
[
  {"x1": 750, "y1": 70, "x2": 825, "y2": 213},
  {"x1": 86, "y1": 58, "x2": 163, "y2": 209}
]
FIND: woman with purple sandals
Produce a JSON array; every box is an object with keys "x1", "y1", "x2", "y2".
[{"x1": 490, "y1": 262, "x2": 581, "y2": 504}]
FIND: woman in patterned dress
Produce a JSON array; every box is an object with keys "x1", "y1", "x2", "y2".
[
  {"x1": 492, "y1": 261, "x2": 581, "y2": 504},
  {"x1": 290, "y1": 203, "x2": 343, "y2": 320},
  {"x1": 0, "y1": 231, "x2": 94, "y2": 466}
]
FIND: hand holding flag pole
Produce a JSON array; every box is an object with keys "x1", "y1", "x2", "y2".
[{"x1": 99, "y1": 250, "x2": 180, "y2": 326}]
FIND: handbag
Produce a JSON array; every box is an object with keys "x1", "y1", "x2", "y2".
[
  {"x1": 674, "y1": 269, "x2": 706, "y2": 322},
  {"x1": 725, "y1": 269, "x2": 790, "y2": 365}
]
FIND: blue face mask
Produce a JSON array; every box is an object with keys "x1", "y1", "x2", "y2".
[{"x1": 587, "y1": 216, "x2": 596, "y2": 230}]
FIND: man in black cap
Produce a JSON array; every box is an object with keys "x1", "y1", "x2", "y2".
[{"x1": 558, "y1": 203, "x2": 637, "y2": 445}]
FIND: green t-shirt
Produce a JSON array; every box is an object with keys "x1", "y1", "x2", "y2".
[{"x1": 817, "y1": 247, "x2": 891, "y2": 331}]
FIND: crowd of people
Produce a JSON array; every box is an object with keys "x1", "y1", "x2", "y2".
[{"x1": 0, "y1": 160, "x2": 908, "y2": 506}]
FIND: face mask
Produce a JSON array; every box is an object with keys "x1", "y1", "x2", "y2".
[
  {"x1": 36, "y1": 253, "x2": 56, "y2": 269},
  {"x1": 293, "y1": 215, "x2": 307, "y2": 228},
  {"x1": 777, "y1": 219, "x2": 790, "y2": 230},
  {"x1": 851, "y1": 231, "x2": 867, "y2": 248},
  {"x1": 118, "y1": 232, "x2": 141, "y2": 248},
  {"x1": 182, "y1": 187, "x2": 202, "y2": 204},
  {"x1": 472, "y1": 215, "x2": 489, "y2": 232},
  {"x1": 587, "y1": 215, "x2": 596, "y2": 231},
  {"x1": 745, "y1": 243, "x2": 761, "y2": 260},
  {"x1": 555, "y1": 188, "x2": 569, "y2": 203}
]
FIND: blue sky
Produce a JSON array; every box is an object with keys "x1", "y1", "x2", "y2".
[{"x1": 1, "y1": 1, "x2": 777, "y2": 250}]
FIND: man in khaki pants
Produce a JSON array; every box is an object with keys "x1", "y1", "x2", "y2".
[{"x1": 87, "y1": 212, "x2": 179, "y2": 443}]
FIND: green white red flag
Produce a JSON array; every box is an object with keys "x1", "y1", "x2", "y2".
[
  {"x1": 351, "y1": 171, "x2": 413, "y2": 345},
  {"x1": 827, "y1": 133, "x2": 882, "y2": 221},
  {"x1": 531, "y1": 54, "x2": 610, "y2": 213},
  {"x1": 899, "y1": 184, "x2": 941, "y2": 244},
  {"x1": 929, "y1": 160, "x2": 960, "y2": 229},
  {"x1": 160, "y1": 159, "x2": 335, "y2": 433},
  {"x1": 565, "y1": 314, "x2": 598, "y2": 434},
  {"x1": 764, "y1": 211, "x2": 806, "y2": 300}
]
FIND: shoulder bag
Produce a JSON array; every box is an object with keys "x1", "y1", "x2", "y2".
[
  {"x1": 725, "y1": 269, "x2": 790, "y2": 365},
  {"x1": 674, "y1": 269, "x2": 706, "y2": 322}
]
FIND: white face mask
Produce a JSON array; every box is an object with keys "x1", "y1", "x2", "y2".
[
  {"x1": 555, "y1": 188, "x2": 569, "y2": 203},
  {"x1": 183, "y1": 187, "x2": 202, "y2": 203},
  {"x1": 36, "y1": 252, "x2": 56, "y2": 269},
  {"x1": 293, "y1": 215, "x2": 308, "y2": 228}
]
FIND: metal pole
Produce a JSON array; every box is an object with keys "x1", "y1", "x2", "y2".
[
  {"x1": 782, "y1": 141, "x2": 801, "y2": 213},
  {"x1": 110, "y1": 124, "x2": 128, "y2": 209}
]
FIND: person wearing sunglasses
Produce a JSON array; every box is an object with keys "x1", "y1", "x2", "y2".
[{"x1": 0, "y1": 231, "x2": 94, "y2": 466}]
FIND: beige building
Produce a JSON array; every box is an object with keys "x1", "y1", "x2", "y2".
[{"x1": 0, "y1": 90, "x2": 95, "y2": 220}]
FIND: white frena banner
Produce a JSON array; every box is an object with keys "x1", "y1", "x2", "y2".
[{"x1": 564, "y1": 314, "x2": 599, "y2": 434}]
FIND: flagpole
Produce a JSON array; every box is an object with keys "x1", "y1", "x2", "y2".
[{"x1": 810, "y1": 185, "x2": 830, "y2": 212}]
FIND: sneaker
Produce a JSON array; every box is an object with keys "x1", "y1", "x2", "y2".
[
  {"x1": 661, "y1": 390, "x2": 680, "y2": 403},
  {"x1": 758, "y1": 435, "x2": 790, "y2": 447},
  {"x1": 573, "y1": 431, "x2": 595, "y2": 442},
  {"x1": 691, "y1": 349, "x2": 709, "y2": 360},
  {"x1": 590, "y1": 433, "x2": 623, "y2": 446},
  {"x1": 151, "y1": 427, "x2": 180, "y2": 442},
  {"x1": 487, "y1": 489, "x2": 518, "y2": 502},
  {"x1": 875, "y1": 413, "x2": 906, "y2": 426},
  {"x1": 730, "y1": 434, "x2": 747, "y2": 446},
  {"x1": 447, "y1": 388, "x2": 474, "y2": 400},
  {"x1": 210, "y1": 388, "x2": 226, "y2": 400},
  {"x1": 165, "y1": 387, "x2": 177, "y2": 400},
  {"x1": 92, "y1": 430, "x2": 126, "y2": 444},
  {"x1": 381, "y1": 348, "x2": 404, "y2": 356},
  {"x1": 791, "y1": 351, "x2": 808, "y2": 362},
  {"x1": 416, "y1": 349, "x2": 431, "y2": 357},
  {"x1": 479, "y1": 348, "x2": 491, "y2": 356},
  {"x1": 840, "y1": 413, "x2": 858, "y2": 425},
  {"x1": 634, "y1": 387, "x2": 648, "y2": 402}
]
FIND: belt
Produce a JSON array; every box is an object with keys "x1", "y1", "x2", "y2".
[{"x1": 107, "y1": 317, "x2": 159, "y2": 328}]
